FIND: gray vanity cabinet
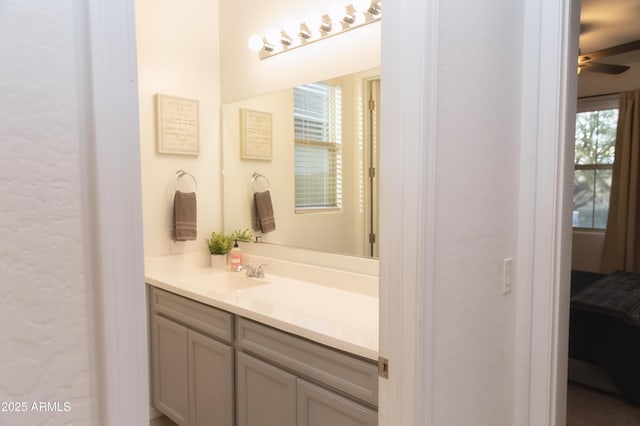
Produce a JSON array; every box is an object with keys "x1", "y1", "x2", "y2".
[
  {"x1": 149, "y1": 287, "x2": 234, "y2": 426},
  {"x1": 236, "y1": 352, "x2": 377, "y2": 426},
  {"x1": 148, "y1": 286, "x2": 378, "y2": 426},
  {"x1": 236, "y1": 351, "x2": 297, "y2": 426},
  {"x1": 297, "y1": 379, "x2": 378, "y2": 426},
  {"x1": 188, "y1": 329, "x2": 234, "y2": 426},
  {"x1": 152, "y1": 314, "x2": 189, "y2": 424},
  {"x1": 235, "y1": 318, "x2": 378, "y2": 426}
]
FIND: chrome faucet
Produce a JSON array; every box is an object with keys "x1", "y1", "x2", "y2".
[{"x1": 236, "y1": 263, "x2": 266, "y2": 278}]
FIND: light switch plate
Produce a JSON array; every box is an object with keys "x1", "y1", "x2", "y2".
[{"x1": 503, "y1": 258, "x2": 513, "y2": 294}]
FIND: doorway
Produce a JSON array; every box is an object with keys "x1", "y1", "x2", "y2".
[{"x1": 566, "y1": 0, "x2": 640, "y2": 421}]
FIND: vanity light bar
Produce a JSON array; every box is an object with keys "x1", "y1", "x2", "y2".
[{"x1": 248, "y1": 0, "x2": 382, "y2": 60}]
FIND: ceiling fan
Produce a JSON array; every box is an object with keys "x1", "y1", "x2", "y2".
[{"x1": 578, "y1": 39, "x2": 640, "y2": 74}]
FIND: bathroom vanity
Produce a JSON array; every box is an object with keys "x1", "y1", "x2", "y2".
[{"x1": 145, "y1": 253, "x2": 379, "y2": 426}]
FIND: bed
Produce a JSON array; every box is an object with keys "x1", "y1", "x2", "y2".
[{"x1": 569, "y1": 270, "x2": 640, "y2": 406}]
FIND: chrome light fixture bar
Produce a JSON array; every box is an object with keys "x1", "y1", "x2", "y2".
[{"x1": 248, "y1": 0, "x2": 382, "y2": 60}]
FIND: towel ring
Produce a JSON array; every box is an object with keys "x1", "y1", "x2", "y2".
[
  {"x1": 176, "y1": 169, "x2": 198, "y2": 190},
  {"x1": 251, "y1": 172, "x2": 270, "y2": 192}
]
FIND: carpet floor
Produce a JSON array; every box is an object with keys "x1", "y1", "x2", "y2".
[{"x1": 567, "y1": 383, "x2": 640, "y2": 425}]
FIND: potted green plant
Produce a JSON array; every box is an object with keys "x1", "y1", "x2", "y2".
[
  {"x1": 205, "y1": 229, "x2": 253, "y2": 269},
  {"x1": 206, "y1": 231, "x2": 232, "y2": 269},
  {"x1": 230, "y1": 228, "x2": 253, "y2": 243}
]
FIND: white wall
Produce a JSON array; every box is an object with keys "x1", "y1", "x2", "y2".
[
  {"x1": 428, "y1": 1, "x2": 521, "y2": 422},
  {"x1": 136, "y1": 0, "x2": 221, "y2": 257},
  {"x1": 0, "y1": 1, "x2": 97, "y2": 423},
  {"x1": 572, "y1": 232, "x2": 605, "y2": 272}
]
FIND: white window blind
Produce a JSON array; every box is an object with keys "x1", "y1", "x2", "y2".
[{"x1": 294, "y1": 82, "x2": 342, "y2": 211}]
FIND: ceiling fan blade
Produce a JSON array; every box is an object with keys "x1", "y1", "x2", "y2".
[
  {"x1": 579, "y1": 39, "x2": 640, "y2": 62},
  {"x1": 580, "y1": 62, "x2": 630, "y2": 75}
]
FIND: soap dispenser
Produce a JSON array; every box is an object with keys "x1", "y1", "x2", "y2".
[{"x1": 229, "y1": 239, "x2": 243, "y2": 271}]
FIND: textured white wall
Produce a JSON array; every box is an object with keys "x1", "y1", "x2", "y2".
[
  {"x1": 0, "y1": 1, "x2": 97, "y2": 423},
  {"x1": 136, "y1": 0, "x2": 221, "y2": 257}
]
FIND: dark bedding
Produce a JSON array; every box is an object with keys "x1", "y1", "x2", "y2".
[{"x1": 569, "y1": 271, "x2": 640, "y2": 406}]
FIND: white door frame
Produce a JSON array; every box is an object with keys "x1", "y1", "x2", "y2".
[
  {"x1": 378, "y1": 0, "x2": 439, "y2": 423},
  {"x1": 364, "y1": 77, "x2": 381, "y2": 258},
  {"x1": 515, "y1": 0, "x2": 579, "y2": 424},
  {"x1": 87, "y1": 0, "x2": 149, "y2": 423}
]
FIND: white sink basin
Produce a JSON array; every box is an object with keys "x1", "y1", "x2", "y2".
[{"x1": 183, "y1": 272, "x2": 269, "y2": 295}]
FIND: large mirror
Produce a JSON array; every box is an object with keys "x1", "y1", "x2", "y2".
[{"x1": 222, "y1": 68, "x2": 381, "y2": 258}]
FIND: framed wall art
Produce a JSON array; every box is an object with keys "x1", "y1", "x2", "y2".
[
  {"x1": 156, "y1": 94, "x2": 199, "y2": 155},
  {"x1": 240, "y1": 108, "x2": 272, "y2": 160}
]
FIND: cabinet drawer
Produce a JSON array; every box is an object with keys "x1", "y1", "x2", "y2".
[
  {"x1": 150, "y1": 287, "x2": 233, "y2": 343},
  {"x1": 236, "y1": 318, "x2": 378, "y2": 406}
]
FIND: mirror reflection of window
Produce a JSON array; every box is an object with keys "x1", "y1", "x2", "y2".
[{"x1": 294, "y1": 82, "x2": 343, "y2": 212}]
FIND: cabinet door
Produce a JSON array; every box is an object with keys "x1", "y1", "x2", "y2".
[
  {"x1": 236, "y1": 352, "x2": 296, "y2": 426},
  {"x1": 297, "y1": 379, "x2": 377, "y2": 426},
  {"x1": 188, "y1": 329, "x2": 234, "y2": 426},
  {"x1": 152, "y1": 314, "x2": 189, "y2": 425}
]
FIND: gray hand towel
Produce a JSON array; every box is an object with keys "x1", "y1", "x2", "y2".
[
  {"x1": 174, "y1": 190, "x2": 197, "y2": 241},
  {"x1": 254, "y1": 190, "x2": 276, "y2": 233}
]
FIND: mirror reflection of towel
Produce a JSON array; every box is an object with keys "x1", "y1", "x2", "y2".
[
  {"x1": 174, "y1": 191, "x2": 197, "y2": 241},
  {"x1": 254, "y1": 190, "x2": 276, "y2": 233}
]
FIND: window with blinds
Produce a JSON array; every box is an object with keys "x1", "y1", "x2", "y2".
[
  {"x1": 294, "y1": 82, "x2": 342, "y2": 211},
  {"x1": 573, "y1": 94, "x2": 619, "y2": 229}
]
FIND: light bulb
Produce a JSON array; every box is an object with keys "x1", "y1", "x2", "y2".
[
  {"x1": 368, "y1": 0, "x2": 381, "y2": 15},
  {"x1": 350, "y1": 12, "x2": 365, "y2": 25},
  {"x1": 305, "y1": 11, "x2": 322, "y2": 33},
  {"x1": 248, "y1": 35, "x2": 264, "y2": 52},
  {"x1": 328, "y1": 2, "x2": 347, "y2": 24},
  {"x1": 265, "y1": 28, "x2": 281, "y2": 46},
  {"x1": 284, "y1": 19, "x2": 300, "y2": 38},
  {"x1": 352, "y1": 0, "x2": 371, "y2": 13}
]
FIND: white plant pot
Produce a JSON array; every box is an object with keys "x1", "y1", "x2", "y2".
[{"x1": 211, "y1": 254, "x2": 227, "y2": 270}]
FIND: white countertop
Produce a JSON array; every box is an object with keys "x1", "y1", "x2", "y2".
[{"x1": 145, "y1": 255, "x2": 379, "y2": 361}]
